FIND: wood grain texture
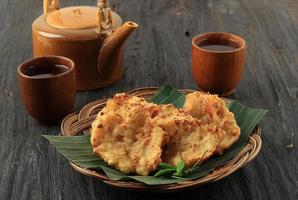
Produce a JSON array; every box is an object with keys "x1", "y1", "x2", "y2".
[{"x1": 0, "y1": 0, "x2": 297, "y2": 199}]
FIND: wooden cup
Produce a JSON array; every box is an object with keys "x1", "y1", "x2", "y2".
[
  {"x1": 17, "y1": 56, "x2": 76, "y2": 124},
  {"x1": 192, "y1": 32, "x2": 246, "y2": 96}
]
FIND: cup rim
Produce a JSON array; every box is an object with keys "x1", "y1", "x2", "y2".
[
  {"x1": 192, "y1": 32, "x2": 246, "y2": 54},
  {"x1": 17, "y1": 56, "x2": 75, "y2": 80}
]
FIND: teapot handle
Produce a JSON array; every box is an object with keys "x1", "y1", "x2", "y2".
[{"x1": 43, "y1": 0, "x2": 60, "y2": 15}]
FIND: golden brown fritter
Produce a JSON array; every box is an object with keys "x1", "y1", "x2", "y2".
[
  {"x1": 147, "y1": 103, "x2": 223, "y2": 167},
  {"x1": 91, "y1": 93, "x2": 169, "y2": 176},
  {"x1": 152, "y1": 104, "x2": 192, "y2": 137},
  {"x1": 184, "y1": 92, "x2": 241, "y2": 154},
  {"x1": 161, "y1": 118, "x2": 223, "y2": 167}
]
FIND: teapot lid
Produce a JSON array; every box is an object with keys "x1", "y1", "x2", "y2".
[{"x1": 46, "y1": 6, "x2": 99, "y2": 29}]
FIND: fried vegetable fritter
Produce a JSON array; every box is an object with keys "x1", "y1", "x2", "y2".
[
  {"x1": 91, "y1": 93, "x2": 169, "y2": 176},
  {"x1": 184, "y1": 92, "x2": 241, "y2": 154},
  {"x1": 161, "y1": 118, "x2": 224, "y2": 167},
  {"x1": 150, "y1": 104, "x2": 223, "y2": 167}
]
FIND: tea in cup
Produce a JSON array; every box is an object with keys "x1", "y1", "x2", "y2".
[
  {"x1": 17, "y1": 56, "x2": 76, "y2": 124},
  {"x1": 192, "y1": 32, "x2": 246, "y2": 96}
]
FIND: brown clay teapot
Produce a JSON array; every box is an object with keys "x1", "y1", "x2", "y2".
[{"x1": 32, "y1": 0, "x2": 138, "y2": 91}]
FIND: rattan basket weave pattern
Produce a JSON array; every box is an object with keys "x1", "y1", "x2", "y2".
[{"x1": 60, "y1": 88, "x2": 262, "y2": 192}]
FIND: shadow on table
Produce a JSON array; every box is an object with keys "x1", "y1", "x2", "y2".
[{"x1": 88, "y1": 170, "x2": 246, "y2": 200}]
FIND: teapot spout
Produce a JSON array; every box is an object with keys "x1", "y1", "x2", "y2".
[{"x1": 98, "y1": 21, "x2": 138, "y2": 81}]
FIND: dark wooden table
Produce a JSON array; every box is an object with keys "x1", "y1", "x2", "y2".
[{"x1": 1, "y1": 0, "x2": 297, "y2": 199}]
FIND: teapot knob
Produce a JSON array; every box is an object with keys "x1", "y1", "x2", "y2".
[{"x1": 96, "y1": 0, "x2": 113, "y2": 35}]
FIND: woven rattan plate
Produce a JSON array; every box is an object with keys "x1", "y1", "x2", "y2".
[{"x1": 60, "y1": 87, "x2": 262, "y2": 192}]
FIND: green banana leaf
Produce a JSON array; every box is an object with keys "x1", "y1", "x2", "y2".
[{"x1": 43, "y1": 84, "x2": 268, "y2": 185}]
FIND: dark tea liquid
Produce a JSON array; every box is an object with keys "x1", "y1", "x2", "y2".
[
  {"x1": 24, "y1": 64, "x2": 69, "y2": 78},
  {"x1": 198, "y1": 44, "x2": 237, "y2": 51}
]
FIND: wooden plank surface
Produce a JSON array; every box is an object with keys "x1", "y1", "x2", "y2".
[{"x1": 0, "y1": 0, "x2": 297, "y2": 199}]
